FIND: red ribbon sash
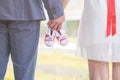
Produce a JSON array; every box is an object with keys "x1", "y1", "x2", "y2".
[{"x1": 106, "y1": 0, "x2": 116, "y2": 37}]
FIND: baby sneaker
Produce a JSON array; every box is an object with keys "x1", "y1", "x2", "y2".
[
  {"x1": 56, "y1": 30, "x2": 68, "y2": 46},
  {"x1": 44, "y1": 29, "x2": 56, "y2": 47}
]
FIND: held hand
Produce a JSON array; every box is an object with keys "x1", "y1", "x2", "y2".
[
  {"x1": 62, "y1": 0, "x2": 70, "y2": 8},
  {"x1": 47, "y1": 16, "x2": 65, "y2": 31}
]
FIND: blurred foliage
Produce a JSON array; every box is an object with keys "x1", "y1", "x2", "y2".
[
  {"x1": 40, "y1": 21, "x2": 80, "y2": 38},
  {"x1": 66, "y1": 21, "x2": 79, "y2": 37}
]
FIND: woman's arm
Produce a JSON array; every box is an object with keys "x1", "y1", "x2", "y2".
[{"x1": 62, "y1": 0, "x2": 70, "y2": 8}]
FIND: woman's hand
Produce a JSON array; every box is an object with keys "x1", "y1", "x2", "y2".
[{"x1": 62, "y1": 0, "x2": 70, "y2": 8}]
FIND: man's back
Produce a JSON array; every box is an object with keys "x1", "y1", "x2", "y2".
[{"x1": 0, "y1": 0, "x2": 64, "y2": 21}]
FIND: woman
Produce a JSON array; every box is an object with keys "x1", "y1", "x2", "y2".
[{"x1": 76, "y1": 0, "x2": 120, "y2": 80}]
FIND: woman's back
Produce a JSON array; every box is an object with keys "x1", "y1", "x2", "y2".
[{"x1": 77, "y1": 0, "x2": 120, "y2": 62}]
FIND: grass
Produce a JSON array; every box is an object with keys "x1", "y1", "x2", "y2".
[
  {"x1": 5, "y1": 37, "x2": 112, "y2": 80},
  {"x1": 36, "y1": 53, "x2": 89, "y2": 80},
  {"x1": 5, "y1": 46, "x2": 89, "y2": 80}
]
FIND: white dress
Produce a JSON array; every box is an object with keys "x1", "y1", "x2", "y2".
[{"x1": 76, "y1": 0, "x2": 120, "y2": 62}]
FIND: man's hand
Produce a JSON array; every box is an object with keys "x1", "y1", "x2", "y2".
[{"x1": 47, "y1": 16, "x2": 65, "y2": 31}]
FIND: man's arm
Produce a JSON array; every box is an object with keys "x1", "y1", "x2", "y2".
[
  {"x1": 42, "y1": 0, "x2": 65, "y2": 31},
  {"x1": 42, "y1": 0, "x2": 64, "y2": 20},
  {"x1": 47, "y1": 0, "x2": 69, "y2": 31}
]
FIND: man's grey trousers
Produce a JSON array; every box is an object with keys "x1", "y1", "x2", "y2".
[{"x1": 0, "y1": 21, "x2": 40, "y2": 80}]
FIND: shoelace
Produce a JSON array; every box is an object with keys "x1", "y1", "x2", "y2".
[
  {"x1": 56, "y1": 30, "x2": 66, "y2": 36},
  {"x1": 106, "y1": 0, "x2": 116, "y2": 37},
  {"x1": 56, "y1": 32, "x2": 67, "y2": 42},
  {"x1": 45, "y1": 36, "x2": 54, "y2": 41},
  {"x1": 45, "y1": 29, "x2": 55, "y2": 40}
]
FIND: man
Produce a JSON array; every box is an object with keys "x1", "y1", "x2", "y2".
[{"x1": 0, "y1": 0, "x2": 64, "y2": 80}]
